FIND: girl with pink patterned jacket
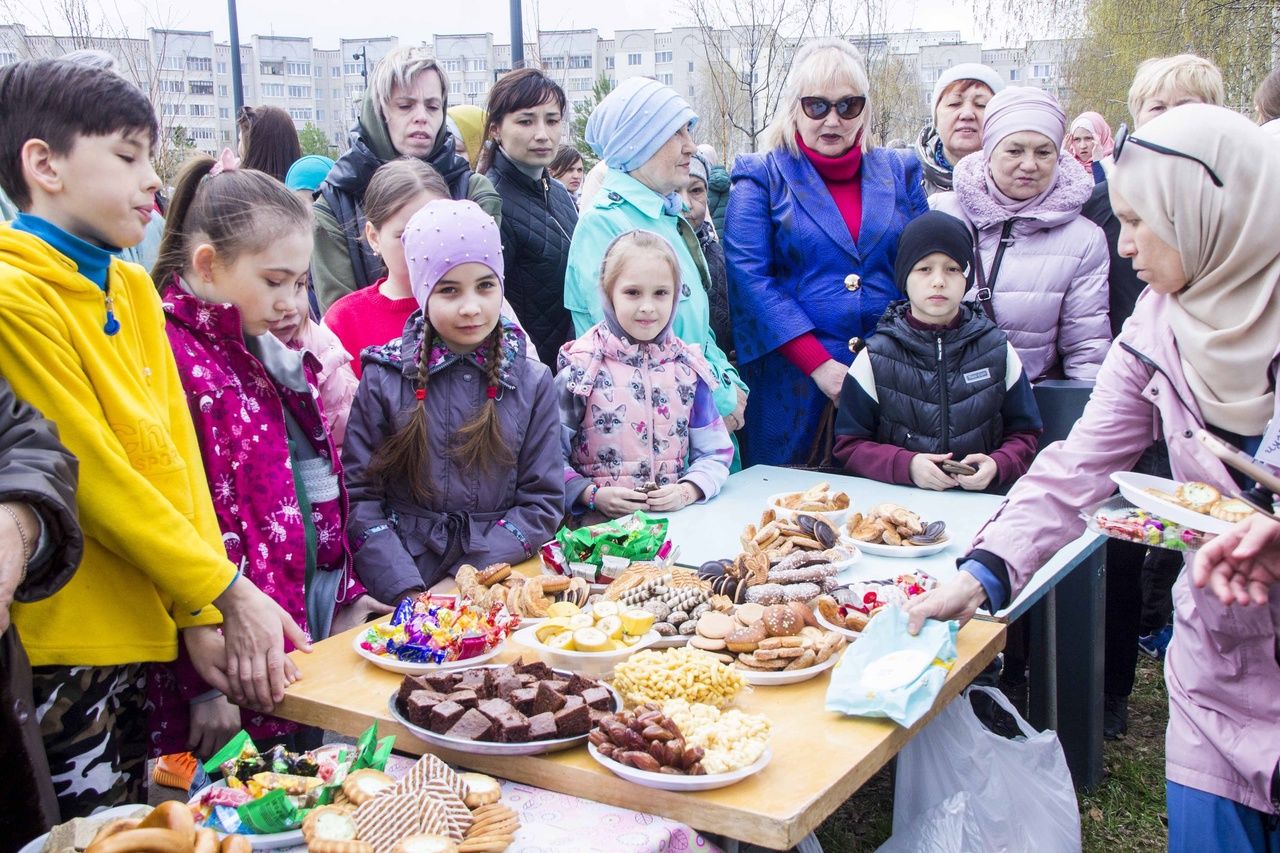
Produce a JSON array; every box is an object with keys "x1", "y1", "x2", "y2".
[
  {"x1": 556, "y1": 230, "x2": 733, "y2": 520},
  {"x1": 146, "y1": 152, "x2": 380, "y2": 758}
]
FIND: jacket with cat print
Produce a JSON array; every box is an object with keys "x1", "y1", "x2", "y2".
[{"x1": 555, "y1": 293, "x2": 733, "y2": 515}]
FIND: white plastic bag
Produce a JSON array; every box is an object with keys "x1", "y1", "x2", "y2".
[{"x1": 879, "y1": 685, "x2": 1081, "y2": 853}]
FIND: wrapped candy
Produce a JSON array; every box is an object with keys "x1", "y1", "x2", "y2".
[
  {"x1": 359, "y1": 593, "x2": 516, "y2": 664},
  {"x1": 554, "y1": 511, "x2": 670, "y2": 572}
]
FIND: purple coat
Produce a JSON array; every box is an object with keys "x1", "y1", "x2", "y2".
[
  {"x1": 931, "y1": 151, "x2": 1111, "y2": 382},
  {"x1": 343, "y1": 316, "x2": 564, "y2": 604},
  {"x1": 971, "y1": 290, "x2": 1280, "y2": 813}
]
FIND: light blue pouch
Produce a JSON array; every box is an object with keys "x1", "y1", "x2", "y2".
[{"x1": 824, "y1": 606, "x2": 959, "y2": 727}]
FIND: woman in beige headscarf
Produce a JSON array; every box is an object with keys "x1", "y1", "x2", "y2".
[{"x1": 906, "y1": 104, "x2": 1280, "y2": 852}]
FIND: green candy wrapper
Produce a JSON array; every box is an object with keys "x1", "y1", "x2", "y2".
[
  {"x1": 237, "y1": 788, "x2": 303, "y2": 834},
  {"x1": 204, "y1": 730, "x2": 255, "y2": 776},
  {"x1": 555, "y1": 512, "x2": 669, "y2": 569}
]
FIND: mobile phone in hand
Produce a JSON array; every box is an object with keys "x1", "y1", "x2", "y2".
[{"x1": 938, "y1": 459, "x2": 978, "y2": 477}]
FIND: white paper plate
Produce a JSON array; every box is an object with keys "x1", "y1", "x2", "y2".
[
  {"x1": 588, "y1": 743, "x2": 772, "y2": 791},
  {"x1": 766, "y1": 492, "x2": 850, "y2": 527},
  {"x1": 511, "y1": 625, "x2": 659, "y2": 678},
  {"x1": 854, "y1": 537, "x2": 951, "y2": 558},
  {"x1": 189, "y1": 781, "x2": 304, "y2": 849},
  {"x1": 1110, "y1": 471, "x2": 1237, "y2": 535},
  {"x1": 352, "y1": 631, "x2": 505, "y2": 675},
  {"x1": 733, "y1": 647, "x2": 844, "y2": 685},
  {"x1": 19, "y1": 804, "x2": 150, "y2": 853}
]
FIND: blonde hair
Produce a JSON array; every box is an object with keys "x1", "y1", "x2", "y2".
[
  {"x1": 370, "y1": 46, "x2": 449, "y2": 123},
  {"x1": 600, "y1": 231, "x2": 682, "y2": 301},
  {"x1": 762, "y1": 39, "x2": 872, "y2": 155},
  {"x1": 1127, "y1": 54, "x2": 1224, "y2": 123}
]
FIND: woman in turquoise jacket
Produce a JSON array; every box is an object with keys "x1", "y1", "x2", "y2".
[{"x1": 564, "y1": 77, "x2": 748, "y2": 435}]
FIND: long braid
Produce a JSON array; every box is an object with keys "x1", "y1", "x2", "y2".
[
  {"x1": 453, "y1": 325, "x2": 516, "y2": 471},
  {"x1": 368, "y1": 320, "x2": 437, "y2": 501}
]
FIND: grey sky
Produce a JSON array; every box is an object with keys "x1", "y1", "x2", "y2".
[{"x1": 10, "y1": 0, "x2": 986, "y2": 49}]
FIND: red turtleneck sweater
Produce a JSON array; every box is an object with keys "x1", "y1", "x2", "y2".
[{"x1": 779, "y1": 133, "x2": 865, "y2": 375}]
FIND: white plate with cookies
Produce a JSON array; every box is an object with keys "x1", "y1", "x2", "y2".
[{"x1": 1111, "y1": 472, "x2": 1245, "y2": 535}]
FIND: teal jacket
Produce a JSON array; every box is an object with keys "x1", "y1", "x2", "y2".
[{"x1": 563, "y1": 169, "x2": 746, "y2": 418}]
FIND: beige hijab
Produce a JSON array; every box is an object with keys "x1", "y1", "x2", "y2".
[{"x1": 1111, "y1": 104, "x2": 1280, "y2": 435}]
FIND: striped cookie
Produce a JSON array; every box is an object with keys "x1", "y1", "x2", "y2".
[
  {"x1": 353, "y1": 792, "x2": 425, "y2": 853},
  {"x1": 422, "y1": 779, "x2": 471, "y2": 841}
]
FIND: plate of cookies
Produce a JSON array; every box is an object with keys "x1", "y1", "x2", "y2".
[
  {"x1": 691, "y1": 602, "x2": 848, "y2": 685},
  {"x1": 455, "y1": 563, "x2": 591, "y2": 624},
  {"x1": 845, "y1": 504, "x2": 950, "y2": 557},
  {"x1": 767, "y1": 482, "x2": 851, "y2": 525},
  {"x1": 1112, "y1": 472, "x2": 1252, "y2": 535}
]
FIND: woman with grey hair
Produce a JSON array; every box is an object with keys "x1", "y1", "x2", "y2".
[
  {"x1": 725, "y1": 38, "x2": 927, "y2": 466},
  {"x1": 311, "y1": 46, "x2": 501, "y2": 310}
]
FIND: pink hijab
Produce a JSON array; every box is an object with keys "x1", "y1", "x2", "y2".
[{"x1": 1066, "y1": 112, "x2": 1114, "y2": 167}]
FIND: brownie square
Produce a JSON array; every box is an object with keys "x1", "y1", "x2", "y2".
[
  {"x1": 563, "y1": 673, "x2": 595, "y2": 696},
  {"x1": 423, "y1": 672, "x2": 459, "y2": 693},
  {"x1": 542, "y1": 679, "x2": 569, "y2": 694},
  {"x1": 508, "y1": 687, "x2": 538, "y2": 715},
  {"x1": 476, "y1": 698, "x2": 516, "y2": 720},
  {"x1": 457, "y1": 669, "x2": 487, "y2": 690},
  {"x1": 553, "y1": 702, "x2": 591, "y2": 737},
  {"x1": 515, "y1": 673, "x2": 538, "y2": 687},
  {"x1": 494, "y1": 711, "x2": 531, "y2": 743},
  {"x1": 494, "y1": 675, "x2": 524, "y2": 700},
  {"x1": 527, "y1": 711, "x2": 558, "y2": 741},
  {"x1": 445, "y1": 688, "x2": 479, "y2": 709},
  {"x1": 562, "y1": 694, "x2": 585, "y2": 710},
  {"x1": 405, "y1": 690, "x2": 447, "y2": 728},
  {"x1": 530, "y1": 682, "x2": 566, "y2": 716},
  {"x1": 587, "y1": 708, "x2": 611, "y2": 727},
  {"x1": 580, "y1": 686, "x2": 613, "y2": 711},
  {"x1": 445, "y1": 708, "x2": 495, "y2": 741},
  {"x1": 428, "y1": 700, "x2": 465, "y2": 734},
  {"x1": 514, "y1": 660, "x2": 553, "y2": 680},
  {"x1": 398, "y1": 675, "x2": 432, "y2": 705}
]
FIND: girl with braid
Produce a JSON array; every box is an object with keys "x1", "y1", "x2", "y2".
[{"x1": 342, "y1": 199, "x2": 563, "y2": 604}]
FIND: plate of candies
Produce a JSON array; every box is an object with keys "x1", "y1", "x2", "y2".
[{"x1": 354, "y1": 593, "x2": 519, "y2": 675}]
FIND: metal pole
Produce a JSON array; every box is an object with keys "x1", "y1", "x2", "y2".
[
  {"x1": 509, "y1": 0, "x2": 524, "y2": 69},
  {"x1": 227, "y1": 0, "x2": 244, "y2": 116}
]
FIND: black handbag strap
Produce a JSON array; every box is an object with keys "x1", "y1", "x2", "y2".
[{"x1": 971, "y1": 220, "x2": 1016, "y2": 321}]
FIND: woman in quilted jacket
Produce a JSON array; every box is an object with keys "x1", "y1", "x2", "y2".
[
  {"x1": 557, "y1": 231, "x2": 733, "y2": 521},
  {"x1": 931, "y1": 86, "x2": 1111, "y2": 382}
]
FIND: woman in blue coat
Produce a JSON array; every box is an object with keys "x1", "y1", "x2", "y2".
[{"x1": 726, "y1": 39, "x2": 928, "y2": 466}]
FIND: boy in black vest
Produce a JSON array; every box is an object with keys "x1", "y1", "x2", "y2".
[{"x1": 833, "y1": 211, "x2": 1042, "y2": 491}]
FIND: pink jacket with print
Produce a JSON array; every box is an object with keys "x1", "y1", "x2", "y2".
[
  {"x1": 971, "y1": 289, "x2": 1280, "y2": 813},
  {"x1": 931, "y1": 151, "x2": 1111, "y2": 383},
  {"x1": 296, "y1": 318, "x2": 358, "y2": 452}
]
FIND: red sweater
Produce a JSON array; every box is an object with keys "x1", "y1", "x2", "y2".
[
  {"x1": 779, "y1": 134, "x2": 865, "y2": 374},
  {"x1": 324, "y1": 279, "x2": 417, "y2": 379}
]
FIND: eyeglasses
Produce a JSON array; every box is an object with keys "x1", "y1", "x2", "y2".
[
  {"x1": 800, "y1": 95, "x2": 867, "y2": 121},
  {"x1": 1113, "y1": 123, "x2": 1223, "y2": 188}
]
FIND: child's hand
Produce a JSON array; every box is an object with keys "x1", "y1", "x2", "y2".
[
  {"x1": 955, "y1": 454, "x2": 998, "y2": 491},
  {"x1": 595, "y1": 487, "x2": 649, "y2": 517},
  {"x1": 909, "y1": 453, "x2": 960, "y2": 490},
  {"x1": 647, "y1": 483, "x2": 702, "y2": 512},
  {"x1": 187, "y1": 694, "x2": 241, "y2": 760},
  {"x1": 331, "y1": 595, "x2": 395, "y2": 635}
]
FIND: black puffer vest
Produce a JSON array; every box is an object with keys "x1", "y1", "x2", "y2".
[
  {"x1": 487, "y1": 148, "x2": 578, "y2": 367},
  {"x1": 867, "y1": 301, "x2": 1007, "y2": 456}
]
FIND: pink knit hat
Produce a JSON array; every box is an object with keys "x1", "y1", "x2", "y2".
[
  {"x1": 981, "y1": 86, "x2": 1067, "y2": 158},
  {"x1": 402, "y1": 199, "x2": 504, "y2": 309}
]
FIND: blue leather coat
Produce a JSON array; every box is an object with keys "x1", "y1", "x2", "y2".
[{"x1": 725, "y1": 145, "x2": 927, "y2": 465}]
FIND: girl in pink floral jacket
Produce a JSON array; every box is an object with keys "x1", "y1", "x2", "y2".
[
  {"x1": 557, "y1": 231, "x2": 734, "y2": 520},
  {"x1": 146, "y1": 154, "x2": 368, "y2": 758}
]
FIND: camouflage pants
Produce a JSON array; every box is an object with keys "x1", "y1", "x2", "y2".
[{"x1": 30, "y1": 664, "x2": 148, "y2": 820}]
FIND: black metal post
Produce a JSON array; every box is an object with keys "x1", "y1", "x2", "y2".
[
  {"x1": 509, "y1": 0, "x2": 524, "y2": 69},
  {"x1": 227, "y1": 0, "x2": 243, "y2": 116}
]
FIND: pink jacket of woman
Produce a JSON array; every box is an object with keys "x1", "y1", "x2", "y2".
[
  {"x1": 931, "y1": 151, "x2": 1111, "y2": 382},
  {"x1": 971, "y1": 290, "x2": 1280, "y2": 814}
]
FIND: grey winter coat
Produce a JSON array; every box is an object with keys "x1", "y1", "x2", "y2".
[{"x1": 341, "y1": 316, "x2": 564, "y2": 604}]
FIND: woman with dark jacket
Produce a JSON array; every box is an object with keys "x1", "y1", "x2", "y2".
[
  {"x1": 725, "y1": 39, "x2": 928, "y2": 467},
  {"x1": 311, "y1": 47, "x2": 502, "y2": 312},
  {"x1": 0, "y1": 378, "x2": 82, "y2": 847},
  {"x1": 478, "y1": 69, "x2": 578, "y2": 367}
]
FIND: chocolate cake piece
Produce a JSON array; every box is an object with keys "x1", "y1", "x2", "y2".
[
  {"x1": 514, "y1": 660, "x2": 553, "y2": 680},
  {"x1": 445, "y1": 688, "x2": 479, "y2": 709},
  {"x1": 494, "y1": 711, "x2": 531, "y2": 743},
  {"x1": 405, "y1": 690, "x2": 448, "y2": 728},
  {"x1": 580, "y1": 686, "x2": 613, "y2": 711},
  {"x1": 530, "y1": 682, "x2": 567, "y2": 716},
  {"x1": 515, "y1": 673, "x2": 538, "y2": 687},
  {"x1": 456, "y1": 669, "x2": 488, "y2": 691},
  {"x1": 563, "y1": 673, "x2": 595, "y2": 696},
  {"x1": 479, "y1": 669, "x2": 499, "y2": 699},
  {"x1": 428, "y1": 700, "x2": 465, "y2": 734},
  {"x1": 445, "y1": 708, "x2": 495, "y2": 741},
  {"x1": 553, "y1": 702, "x2": 591, "y2": 737},
  {"x1": 587, "y1": 708, "x2": 611, "y2": 727},
  {"x1": 561, "y1": 694, "x2": 585, "y2": 710},
  {"x1": 508, "y1": 687, "x2": 538, "y2": 715},
  {"x1": 476, "y1": 697, "x2": 516, "y2": 720},
  {"x1": 423, "y1": 672, "x2": 459, "y2": 693},
  {"x1": 542, "y1": 679, "x2": 569, "y2": 694},
  {"x1": 527, "y1": 711, "x2": 558, "y2": 741},
  {"x1": 398, "y1": 675, "x2": 433, "y2": 705},
  {"x1": 494, "y1": 674, "x2": 524, "y2": 700}
]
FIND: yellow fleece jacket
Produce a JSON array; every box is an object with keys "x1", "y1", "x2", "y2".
[{"x1": 0, "y1": 225, "x2": 236, "y2": 666}]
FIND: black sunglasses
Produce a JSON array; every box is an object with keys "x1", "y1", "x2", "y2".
[
  {"x1": 800, "y1": 95, "x2": 867, "y2": 121},
  {"x1": 1113, "y1": 122, "x2": 1223, "y2": 188}
]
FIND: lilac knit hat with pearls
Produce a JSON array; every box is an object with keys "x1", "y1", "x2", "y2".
[{"x1": 402, "y1": 199, "x2": 504, "y2": 309}]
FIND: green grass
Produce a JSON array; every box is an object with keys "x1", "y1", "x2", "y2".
[{"x1": 817, "y1": 656, "x2": 1169, "y2": 852}]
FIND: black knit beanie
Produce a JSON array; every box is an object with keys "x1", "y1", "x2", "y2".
[{"x1": 893, "y1": 211, "x2": 976, "y2": 294}]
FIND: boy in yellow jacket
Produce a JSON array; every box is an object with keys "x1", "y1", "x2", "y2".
[{"x1": 0, "y1": 59, "x2": 309, "y2": 819}]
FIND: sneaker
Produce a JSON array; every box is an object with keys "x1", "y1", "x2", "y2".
[
  {"x1": 1104, "y1": 694, "x2": 1129, "y2": 740},
  {"x1": 1138, "y1": 624, "x2": 1173, "y2": 660}
]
